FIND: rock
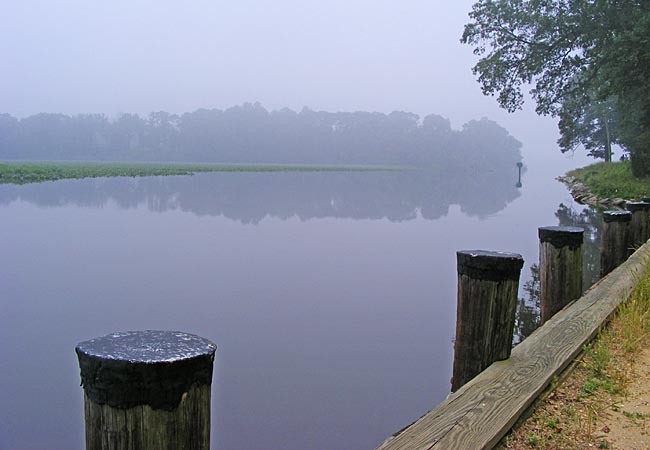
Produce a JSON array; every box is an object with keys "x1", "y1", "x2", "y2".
[{"x1": 559, "y1": 172, "x2": 632, "y2": 208}]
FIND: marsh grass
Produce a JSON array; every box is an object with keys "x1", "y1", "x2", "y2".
[
  {"x1": 568, "y1": 161, "x2": 650, "y2": 200},
  {"x1": 0, "y1": 161, "x2": 401, "y2": 185},
  {"x1": 501, "y1": 263, "x2": 650, "y2": 449}
]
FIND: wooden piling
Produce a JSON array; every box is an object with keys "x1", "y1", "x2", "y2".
[
  {"x1": 452, "y1": 250, "x2": 524, "y2": 392},
  {"x1": 601, "y1": 210, "x2": 632, "y2": 277},
  {"x1": 76, "y1": 330, "x2": 217, "y2": 450},
  {"x1": 538, "y1": 226, "x2": 584, "y2": 324},
  {"x1": 626, "y1": 201, "x2": 650, "y2": 251}
]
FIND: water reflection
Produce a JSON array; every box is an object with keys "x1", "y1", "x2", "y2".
[
  {"x1": 514, "y1": 263, "x2": 541, "y2": 344},
  {"x1": 1, "y1": 166, "x2": 588, "y2": 450},
  {"x1": 0, "y1": 168, "x2": 522, "y2": 222},
  {"x1": 555, "y1": 202, "x2": 603, "y2": 288}
]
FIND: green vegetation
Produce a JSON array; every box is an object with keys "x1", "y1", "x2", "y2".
[
  {"x1": 568, "y1": 161, "x2": 650, "y2": 200},
  {"x1": 0, "y1": 161, "x2": 398, "y2": 185},
  {"x1": 622, "y1": 411, "x2": 650, "y2": 421},
  {"x1": 463, "y1": 1, "x2": 650, "y2": 175},
  {"x1": 524, "y1": 433, "x2": 539, "y2": 447},
  {"x1": 575, "y1": 334, "x2": 624, "y2": 400}
]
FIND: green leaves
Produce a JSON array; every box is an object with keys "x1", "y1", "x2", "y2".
[
  {"x1": 463, "y1": 0, "x2": 590, "y2": 114},
  {"x1": 463, "y1": 0, "x2": 650, "y2": 173}
]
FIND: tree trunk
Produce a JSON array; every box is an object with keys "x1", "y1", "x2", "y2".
[{"x1": 604, "y1": 112, "x2": 612, "y2": 163}]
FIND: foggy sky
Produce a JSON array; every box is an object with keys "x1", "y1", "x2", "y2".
[
  {"x1": 2, "y1": 2, "x2": 515, "y2": 121},
  {"x1": 2, "y1": 0, "x2": 594, "y2": 168}
]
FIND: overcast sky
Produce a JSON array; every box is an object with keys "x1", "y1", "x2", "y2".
[
  {"x1": 0, "y1": 0, "x2": 584, "y2": 172},
  {"x1": 2, "y1": 3, "x2": 501, "y2": 115},
  {"x1": 2, "y1": 0, "x2": 585, "y2": 154}
]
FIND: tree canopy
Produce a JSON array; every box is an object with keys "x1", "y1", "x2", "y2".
[{"x1": 462, "y1": 0, "x2": 650, "y2": 175}]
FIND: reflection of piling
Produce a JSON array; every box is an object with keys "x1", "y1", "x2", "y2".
[
  {"x1": 601, "y1": 211, "x2": 632, "y2": 277},
  {"x1": 76, "y1": 330, "x2": 217, "y2": 450},
  {"x1": 452, "y1": 250, "x2": 524, "y2": 392},
  {"x1": 626, "y1": 201, "x2": 650, "y2": 251},
  {"x1": 538, "y1": 227, "x2": 583, "y2": 324}
]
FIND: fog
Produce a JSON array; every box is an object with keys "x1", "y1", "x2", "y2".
[
  {"x1": 1, "y1": 3, "x2": 602, "y2": 448},
  {"x1": 3, "y1": 0, "x2": 602, "y2": 172},
  {"x1": 2, "y1": 1, "x2": 558, "y2": 136}
]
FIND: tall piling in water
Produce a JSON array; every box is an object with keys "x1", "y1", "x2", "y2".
[
  {"x1": 452, "y1": 250, "x2": 524, "y2": 392},
  {"x1": 601, "y1": 211, "x2": 632, "y2": 277},
  {"x1": 626, "y1": 201, "x2": 650, "y2": 252},
  {"x1": 76, "y1": 330, "x2": 217, "y2": 450},
  {"x1": 538, "y1": 226, "x2": 584, "y2": 324}
]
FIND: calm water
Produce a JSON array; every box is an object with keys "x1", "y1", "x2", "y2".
[{"x1": 0, "y1": 158, "x2": 595, "y2": 449}]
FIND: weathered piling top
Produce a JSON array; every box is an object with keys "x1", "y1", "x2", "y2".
[
  {"x1": 626, "y1": 201, "x2": 650, "y2": 212},
  {"x1": 76, "y1": 330, "x2": 217, "y2": 411},
  {"x1": 457, "y1": 250, "x2": 524, "y2": 281},
  {"x1": 538, "y1": 226, "x2": 584, "y2": 249},
  {"x1": 603, "y1": 210, "x2": 632, "y2": 222}
]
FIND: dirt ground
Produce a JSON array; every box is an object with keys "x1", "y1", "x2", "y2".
[
  {"x1": 599, "y1": 347, "x2": 650, "y2": 449},
  {"x1": 501, "y1": 334, "x2": 650, "y2": 449}
]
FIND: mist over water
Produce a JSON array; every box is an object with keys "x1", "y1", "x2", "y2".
[
  {"x1": 0, "y1": 169, "x2": 521, "y2": 221},
  {"x1": 0, "y1": 1, "x2": 605, "y2": 448},
  {"x1": 0, "y1": 132, "x2": 596, "y2": 449}
]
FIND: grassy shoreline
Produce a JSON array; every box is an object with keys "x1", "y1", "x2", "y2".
[
  {"x1": 0, "y1": 161, "x2": 403, "y2": 185},
  {"x1": 568, "y1": 161, "x2": 650, "y2": 200}
]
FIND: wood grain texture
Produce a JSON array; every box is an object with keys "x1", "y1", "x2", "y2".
[
  {"x1": 627, "y1": 206, "x2": 649, "y2": 252},
  {"x1": 84, "y1": 384, "x2": 211, "y2": 450},
  {"x1": 376, "y1": 242, "x2": 650, "y2": 450},
  {"x1": 601, "y1": 216, "x2": 630, "y2": 277},
  {"x1": 452, "y1": 275, "x2": 520, "y2": 392},
  {"x1": 540, "y1": 240, "x2": 582, "y2": 324}
]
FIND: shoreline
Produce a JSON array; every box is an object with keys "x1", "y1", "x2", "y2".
[
  {"x1": 0, "y1": 161, "x2": 404, "y2": 186},
  {"x1": 557, "y1": 174, "x2": 627, "y2": 209}
]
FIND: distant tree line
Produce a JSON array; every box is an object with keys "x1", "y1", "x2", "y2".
[{"x1": 0, "y1": 103, "x2": 521, "y2": 169}]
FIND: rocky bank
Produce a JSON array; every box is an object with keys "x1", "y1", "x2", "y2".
[{"x1": 557, "y1": 175, "x2": 628, "y2": 208}]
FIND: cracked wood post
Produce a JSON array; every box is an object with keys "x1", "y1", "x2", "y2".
[
  {"x1": 601, "y1": 210, "x2": 632, "y2": 277},
  {"x1": 641, "y1": 197, "x2": 650, "y2": 241},
  {"x1": 626, "y1": 201, "x2": 650, "y2": 253},
  {"x1": 538, "y1": 226, "x2": 584, "y2": 324},
  {"x1": 452, "y1": 250, "x2": 524, "y2": 392},
  {"x1": 76, "y1": 330, "x2": 217, "y2": 450}
]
